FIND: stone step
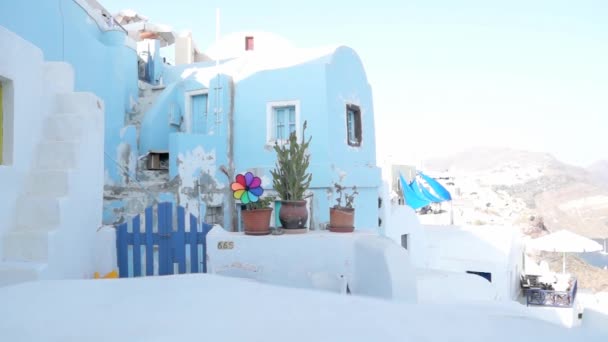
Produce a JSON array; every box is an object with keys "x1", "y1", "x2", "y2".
[
  {"x1": 35, "y1": 141, "x2": 78, "y2": 170},
  {"x1": 55, "y1": 92, "x2": 103, "y2": 114},
  {"x1": 16, "y1": 196, "x2": 64, "y2": 228},
  {"x1": 43, "y1": 62, "x2": 75, "y2": 94},
  {"x1": 0, "y1": 261, "x2": 47, "y2": 288},
  {"x1": 43, "y1": 114, "x2": 86, "y2": 141},
  {"x1": 25, "y1": 170, "x2": 73, "y2": 197},
  {"x1": 2, "y1": 230, "x2": 53, "y2": 262}
]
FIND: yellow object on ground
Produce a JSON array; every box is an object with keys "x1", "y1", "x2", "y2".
[{"x1": 94, "y1": 270, "x2": 119, "y2": 279}]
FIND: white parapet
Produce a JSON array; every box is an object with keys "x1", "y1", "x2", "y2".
[{"x1": 206, "y1": 227, "x2": 417, "y2": 303}]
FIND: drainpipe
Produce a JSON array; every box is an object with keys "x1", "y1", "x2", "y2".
[{"x1": 227, "y1": 80, "x2": 236, "y2": 231}]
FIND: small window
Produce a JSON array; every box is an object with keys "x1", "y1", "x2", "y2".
[
  {"x1": 245, "y1": 36, "x2": 254, "y2": 51},
  {"x1": 205, "y1": 206, "x2": 223, "y2": 226},
  {"x1": 266, "y1": 101, "x2": 300, "y2": 145},
  {"x1": 147, "y1": 151, "x2": 169, "y2": 170},
  {"x1": 274, "y1": 106, "x2": 296, "y2": 141},
  {"x1": 401, "y1": 234, "x2": 408, "y2": 250},
  {"x1": 346, "y1": 104, "x2": 362, "y2": 146}
]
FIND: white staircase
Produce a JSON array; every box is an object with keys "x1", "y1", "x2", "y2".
[{"x1": 0, "y1": 62, "x2": 102, "y2": 287}]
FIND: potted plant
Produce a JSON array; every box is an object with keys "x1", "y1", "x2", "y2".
[
  {"x1": 329, "y1": 183, "x2": 358, "y2": 233},
  {"x1": 270, "y1": 121, "x2": 312, "y2": 231},
  {"x1": 231, "y1": 172, "x2": 274, "y2": 235}
]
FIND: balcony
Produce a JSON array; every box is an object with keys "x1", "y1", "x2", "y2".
[{"x1": 521, "y1": 274, "x2": 578, "y2": 308}]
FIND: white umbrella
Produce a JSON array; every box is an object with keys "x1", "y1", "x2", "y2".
[
  {"x1": 123, "y1": 22, "x2": 176, "y2": 47},
  {"x1": 113, "y1": 9, "x2": 149, "y2": 26},
  {"x1": 526, "y1": 230, "x2": 603, "y2": 273}
]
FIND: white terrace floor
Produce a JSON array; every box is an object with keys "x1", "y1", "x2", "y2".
[{"x1": 0, "y1": 274, "x2": 606, "y2": 342}]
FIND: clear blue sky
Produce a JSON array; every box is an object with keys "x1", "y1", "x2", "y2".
[{"x1": 103, "y1": 0, "x2": 608, "y2": 167}]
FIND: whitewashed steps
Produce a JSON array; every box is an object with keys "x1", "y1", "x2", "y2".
[
  {"x1": 35, "y1": 141, "x2": 78, "y2": 170},
  {"x1": 43, "y1": 62, "x2": 75, "y2": 94},
  {"x1": 2, "y1": 230, "x2": 53, "y2": 262},
  {"x1": 43, "y1": 114, "x2": 86, "y2": 141},
  {"x1": 16, "y1": 196, "x2": 64, "y2": 228},
  {"x1": 25, "y1": 170, "x2": 73, "y2": 197},
  {"x1": 55, "y1": 92, "x2": 102, "y2": 114},
  {"x1": 0, "y1": 262, "x2": 47, "y2": 287},
  {"x1": 0, "y1": 62, "x2": 98, "y2": 287}
]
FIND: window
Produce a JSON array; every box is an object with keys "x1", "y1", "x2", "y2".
[
  {"x1": 205, "y1": 206, "x2": 223, "y2": 226},
  {"x1": 146, "y1": 151, "x2": 169, "y2": 170},
  {"x1": 245, "y1": 36, "x2": 254, "y2": 51},
  {"x1": 266, "y1": 101, "x2": 300, "y2": 144},
  {"x1": 401, "y1": 234, "x2": 408, "y2": 250},
  {"x1": 274, "y1": 106, "x2": 296, "y2": 141},
  {"x1": 346, "y1": 104, "x2": 362, "y2": 146}
]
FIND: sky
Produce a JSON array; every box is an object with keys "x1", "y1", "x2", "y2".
[{"x1": 102, "y1": 0, "x2": 608, "y2": 167}]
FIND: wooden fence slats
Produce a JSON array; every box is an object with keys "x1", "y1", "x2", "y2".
[
  {"x1": 132, "y1": 215, "x2": 142, "y2": 277},
  {"x1": 189, "y1": 213, "x2": 199, "y2": 273},
  {"x1": 116, "y1": 202, "x2": 209, "y2": 278},
  {"x1": 175, "y1": 206, "x2": 186, "y2": 274},
  {"x1": 145, "y1": 207, "x2": 154, "y2": 276},
  {"x1": 158, "y1": 202, "x2": 170, "y2": 275},
  {"x1": 116, "y1": 223, "x2": 129, "y2": 278}
]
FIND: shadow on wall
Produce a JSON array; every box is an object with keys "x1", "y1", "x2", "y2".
[{"x1": 582, "y1": 307, "x2": 608, "y2": 335}]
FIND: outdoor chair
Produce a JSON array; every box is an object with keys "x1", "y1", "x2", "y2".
[{"x1": 520, "y1": 274, "x2": 541, "y2": 289}]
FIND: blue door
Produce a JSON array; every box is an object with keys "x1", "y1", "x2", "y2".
[{"x1": 191, "y1": 94, "x2": 208, "y2": 134}]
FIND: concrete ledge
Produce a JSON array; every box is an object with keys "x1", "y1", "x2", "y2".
[{"x1": 206, "y1": 228, "x2": 417, "y2": 302}]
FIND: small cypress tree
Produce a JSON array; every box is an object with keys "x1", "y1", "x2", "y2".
[{"x1": 270, "y1": 121, "x2": 312, "y2": 201}]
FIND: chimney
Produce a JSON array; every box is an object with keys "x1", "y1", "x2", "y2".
[{"x1": 245, "y1": 36, "x2": 254, "y2": 51}]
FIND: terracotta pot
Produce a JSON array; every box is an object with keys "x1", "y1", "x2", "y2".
[
  {"x1": 329, "y1": 207, "x2": 355, "y2": 233},
  {"x1": 242, "y1": 208, "x2": 273, "y2": 235},
  {"x1": 278, "y1": 200, "x2": 308, "y2": 229}
]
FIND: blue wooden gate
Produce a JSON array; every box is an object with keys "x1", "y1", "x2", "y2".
[{"x1": 116, "y1": 202, "x2": 213, "y2": 278}]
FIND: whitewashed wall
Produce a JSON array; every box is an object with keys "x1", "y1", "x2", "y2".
[
  {"x1": 423, "y1": 225, "x2": 522, "y2": 301},
  {"x1": 0, "y1": 25, "x2": 104, "y2": 282},
  {"x1": 383, "y1": 204, "x2": 429, "y2": 268},
  {"x1": 0, "y1": 26, "x2": 51, "y2": 243},
  {"x1": 206, "y1": 228, "x2": 418, "y2": 303}
]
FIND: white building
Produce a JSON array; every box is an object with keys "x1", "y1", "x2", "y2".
[{"x1": 0, "y1": 26, "x2": 104, "y2": 286}]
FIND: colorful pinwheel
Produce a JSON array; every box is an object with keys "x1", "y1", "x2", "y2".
[{"x1": 231, "y1": 172, "x2": 264, "y2": 204}]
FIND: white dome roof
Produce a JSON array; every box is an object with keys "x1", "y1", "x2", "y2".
[{"x1": 205, "y1": 31, "x2": 295, "y2": 60}]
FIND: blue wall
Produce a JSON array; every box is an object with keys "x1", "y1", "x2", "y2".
[
  {"x1": 325, "y1": 47, "x2": 381, "y2": 229},
  {"x1": 232, "y1": 47, "x2": 380, "y2": 230},
  {"x1": 233, "y1": 56, "x2": 331, "y2": 178},
  {"x1": 1, "y1": 2, "x2": 381, "y2": 230},
  {"x1": 162, "y1": 72, "x2": 234, "y2": 227},
  {"x1": 140, "y1": 82, "x2": 182, "y2": 154},
  {"x1": 0, "y1": 0, "x2": 139, "y2": 186},
  {"x1": 162, "y1": 47, "x2": 381, "y2": 230}
]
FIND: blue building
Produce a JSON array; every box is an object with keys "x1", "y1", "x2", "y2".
[
  {"x1": 132, "y1": 32, "x2": 382, "y2": 230},
  {"x1": 0, "y1": 1, "x2": 382, "y2": 232}
]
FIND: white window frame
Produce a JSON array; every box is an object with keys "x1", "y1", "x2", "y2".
[
  {"x1": 184, "y1": 89, "x2": 209, "y2": 133},
  {"x1": 266, "y1": 100, "x2": 300, "y2": 145}
]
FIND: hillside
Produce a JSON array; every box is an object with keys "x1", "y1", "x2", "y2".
[
  {"x1": 422, "y1": 147, "x2": 608, "y2": 291},
  {"x1": 589, "y1": 160, "x2": 608, "y2": 187},
  {"x1": 424, "y1": 147, "x2": 608, "y2": 239}
]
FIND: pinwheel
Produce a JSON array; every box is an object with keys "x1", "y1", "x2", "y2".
[{"x1": 231, "y1": 172, "x2": 264, "y2": 204}]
